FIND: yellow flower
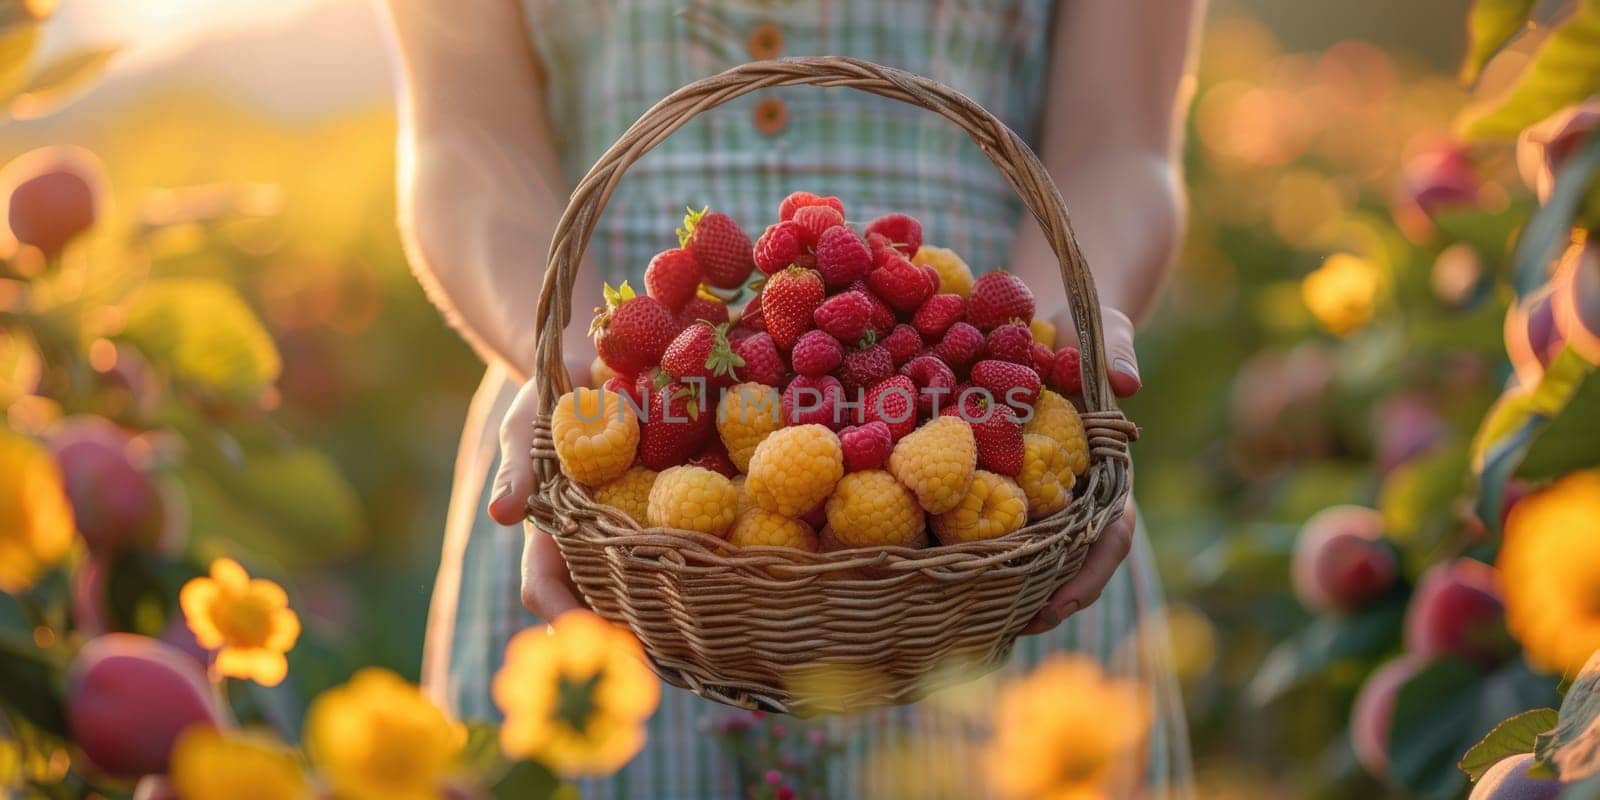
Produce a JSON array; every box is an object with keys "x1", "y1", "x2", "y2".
[
  {"x1": 304, "y1": 668, "x2": 466, "y2": 800},
  {"x1": 493, "y1": 611, "x2": 660, "y2": 778},
  {"x1": 1301, "y1": 253, "x2": 1382, "y2": 336},
  {"x1": 0, "y1": 429, "x2": 74, "y2": 594},
  {"x1": 985, "y1": 655, "x2": 1150, "y2": 800},
  {"x1": 1500, "y1": 470, "x2": 1600, "y2": 675},
  {"x1": 168, "y1": 727, "x2": 310, "y2": 800},
  {"x1": 179, "y1": 558, "x2": 300, "y2": 686}
]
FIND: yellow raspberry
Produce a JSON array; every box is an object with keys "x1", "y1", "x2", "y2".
[
  {"x1": 931, "y1": 470, "x2": 1028, "y2": 545},
  {"x1": 717, "y1": 382, "x2": 783, "y2": 473},
  {"x1": 647, "y1": 466, "x2": 738, "y2": 537},
  {"x1": 824, "y1": 470, "x2": 926, "y2": 548},
  {"x1": 1016, "y1": 434, "x2": 1075, "y2": 520},
  {"x1": 746, "y1": 425, "x2": 843, "y2": 517},
  {"x1": 727, "y1": 509, "x2": 818, "y2": 551},
  {"x1": 550, "y1": 388, "x2": 639, "y2": 486},
  {"x1": 592, "y1": 466, "x2": 657, "y2": 525},
  {"x1": 1023, "y1": 390, "x2": 1089, "y2": 476},
  {"x1": 589, "y1": 356, "x2": 615, "y2": 388},
  {"x1": 888, "y1": 416, "x2": 976, "y2": 514},
  {"x1": 732, "y1": 475, "x2": 754, "y2": 514},
  {"x1": 912, "y1": 245, "x2": 974, "y2": 297},
  {"x1": 1029, "y1": 319, "x2": 1056, "y2": 348}
]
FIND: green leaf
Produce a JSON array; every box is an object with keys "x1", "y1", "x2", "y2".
[
  {"x1": 0, "y1": 633, "x2": 66, "y2": 738},
  {"x1": 1390, "y1": 659, "x2": 1559, "y2": 798},
  {"x1": 1246, "y1": 601, "x2": 1405, "y2": 706},
  {"x1": 1458, "y1": 0, "x2": 1600, "y2": 141},
  {"x1": 1380, "y1": 445, "x2": 1471, "y2": 560},
  {"x1": 121, "y1": 278, "x2": 281, "y2": 402},
  {"x1": 1516, "y1": 361, "x2": 1600, "y2": 478},
  {"x1": 491, "y1": 759, "x2": 560, "y2": 800},
  {"x1": 459, "y1": 720, "x2": 505, "y2": 776},
  {"x1": 1511, "y1": 132, "x2": 1600, "y2": 297},
  {"x1": 7, "y1": 44, "x2": 118, "y2": 120},
  {"x1": 1535, "y1": 650, "x2": 1600, "y2": 781},
  {"x1": 181, "y1": 447, "x2": 363, "y2": 567},
  {"x1": 1472, "y1": 349, "x2": 1597, "y2": 527},
  {"x1": 1460, "y1": 707, "x2": 1559, "y2": 780},
  {"x1": 1461, "y1": 0, "x2": 1536, "y2": 85}
]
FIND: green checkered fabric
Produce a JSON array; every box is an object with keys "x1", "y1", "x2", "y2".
[{"x1": 422, "y1": 2, "x2": 1195, "y2": 797}]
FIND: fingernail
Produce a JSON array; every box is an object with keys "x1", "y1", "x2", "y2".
[{"x1": 1112, "y1": 358, "x2": 1139, "y2": 382}]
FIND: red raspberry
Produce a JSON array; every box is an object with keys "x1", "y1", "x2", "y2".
[
  {"x1": 726, "y1": 324, "x2": 758, "y2": 346},
  {"x1": 778, "y1": 191, "x2": 844, "y2": 222},
  {"x1": 733, "y1": 331, "x2": 785, "y2": 387},
  {"x1": 1049, "y1": 346, "x2": 1083, "y2": 395},
  {"x1": 792, "y1": 204, "x2": 845, "y2": 248},
  {"x1": 881, "y1": 324, "x2": 923, "y2": 366},
  {"x1": 739, "y1": 292, "x2": 766, "y2": 332},
  {"x1": 838, "y1": 344, "x2": 894, "y2": 394},
  {"x1": 813, "y1": 290, "x2": 873, "y2": 344},
  {"x1": 644, "y1": 248, "x2": 702, "y2": 310},
  {"x1": 676, "y1": 295, "x2": 730, "y2": 328},
  {"x1": 782, "y1": 374, "x2": 846, "y2": 429},
  {"x1": 603, "y1": 374, "x2": 643, "y2": 409},
  {"x1": 1030, "y1": 341, "x2": 1055, "y2": 375},
  {"x1": 967, "y1": 271, "x2": 1036, "y2": 331},
  {"x1": 814, "y1": 226, "x2": 873, "y2": 289},
  {"x1": 839, "y1": 421, "x2": 893, "y2": 472},
  {"x1": 687, "y1": 440, "x2": 739, "y2": 477},
  {"x1": 863, "y1": 375, "x2": 919, "y2": 441},
  {"x1": 900, "y1": 354, "x2": 958, "y2": 418},
  {"x1": 935, "y1": 322, "x2": 985, "y2": 374},
  {"x1": 912, "y1": 294, "x2": 966, "y2": 340},
  {"x1": 984, "y1": 322, "x2": 1036, "y2": 365},
  {"x1": 847, "y1": 280, "x2": 898, "y2": 337},
  {"x1": 866, "y1": 253, "x2": 934, "y2": 313},
  {"x1": 866, "y1": 232, "x2": 899, "y2": 269},
  {"x1": 865, "y1": 213, "x2": 923, "y2": 256},
  {"x1": 942, "y1": 393, "x2": 1024, "y2": 477},
  {"x1": 970, "y1": 359, "x2": 1043, "y2": 411},
  {"x1": 754, "y1": 220, "x2": 805, "y2": 276},
  {"x1": 790, "y1": 330, "x2": 843, "y2": 376},
  {"x1": 679, "y1": 208, "x2": 755, "y2": 289},
  {"x1": 919, "y1": 264, "x2": 941, "y2": 294}
]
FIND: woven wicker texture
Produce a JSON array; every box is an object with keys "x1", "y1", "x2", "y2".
[{"x1": 527, "y1": 57, "x2": 1135, "y2": 715}]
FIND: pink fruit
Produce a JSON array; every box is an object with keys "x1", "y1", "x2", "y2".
[
  {"x1": 67, "y1": 634, "x2": 228, "y2": 778},
  {"x1": 934, "y1": 322, "x2": 985, "y2": 374},
  {"x1": 1467, "y1": 753, "x2": 1563, "y2": 800},
  {"x1": 51, "y1": 417, "x2": 165, "y2": 554},
  {"x1": 863, "y1": 376, "x2": 918, "y2": 441},
  {"x1": 1398, "y1": 140, "x2": 1482, "y2": 219},
  {"x1": 911, "y1": 294, "x2": 965, "y2": 341},
  {"x1": 790, "y1": 330, "x2": 843, "y2": 377},
  {"x1": 880, "y1": 324, "x2": 923, "y2": 366},
  {"x1": 901, "y1": 354, "x2": 958, "y2": 418},
  {"x1": 1290, "y1": 505, "x2": 1397, "y2": 614},
  {"x1": 839, "y1": 421, "x2": 893, "y2": 472},
  {"x1": 1350, "y1": 655, "x2": 1427, "y2": 780},
  {"x1": 782, "y1": 374, "x2": 846, "y2": 430},
  {"x1": 1372, "y1": 393, "x2": 1449, "y2": 475},
  {"x1": 1, "y1": 145, "x2": 103, "y2": 258},
  {"x1": 1403, "y1": 558, "x2": 1508, "y2": 664}
]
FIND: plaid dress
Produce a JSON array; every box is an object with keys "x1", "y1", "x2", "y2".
[{"x1": 421, "y1": 1, "x2": 1195, "y2": 796}]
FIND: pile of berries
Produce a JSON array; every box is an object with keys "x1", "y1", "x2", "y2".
[{"x1": 553, "y1": 193, "x2": 1091, "y2": 554}]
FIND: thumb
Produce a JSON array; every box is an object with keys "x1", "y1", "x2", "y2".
[
  {"x1": 488, "y1": 381, "x2": 542, "y2": 526},
  {"x1": 1099, "y1": 306, "x2": 1141, "y2": 398}
]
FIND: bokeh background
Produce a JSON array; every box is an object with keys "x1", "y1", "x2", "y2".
[{"x1": 13, "y1": 0, "x2": 1600, "y2": 797}]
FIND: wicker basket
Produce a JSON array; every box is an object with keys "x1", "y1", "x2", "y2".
[{"x1": 526, "y1": 56, "x2": 1136, "y2": 715}]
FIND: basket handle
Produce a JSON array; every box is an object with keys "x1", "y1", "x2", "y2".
[{"x1": 532, "y1": 56, "x2": 1119, "y2": 418}]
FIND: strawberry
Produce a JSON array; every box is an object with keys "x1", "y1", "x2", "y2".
[
  {"x1": 638, "y1": 382, "x2": 713, "y2": 470},
  {"x1": 984, "y1": 322, "x2": 1036, "y2": 365},
  {"x1": 790, "y1": 330, "x2": 843, "y2": 376},
  {"x1": 847, "y1": 280, "x2": 898, "y2": 336},
  {"x1": 912, "y1": 294, "x2": 965, "y2": 340},
  {"x1": 1031, "y1": 341, "x2": 1056, "y2": 375},
  {"x1": 761, "y1": 266, "x2": 825, "y2": 350},
  {"x1": 814, "y1": 225, "x2": 873, "y2": 289},
  {"x1": 971, "y1": 359, "x2": 1043, "y2": 411},
  {"x1": 863, "y1": 375, "x2": 919, "y2": 441},
  {"x1": 866, "y1": 253, "x2": 934, "y2": 313},
  {"x1": 732, "y1": 331, "x2": 785, "y2": 387},
  {"x1": 590, "y1": 282, "x2": 677, "y2": 376},
  {"x1": 739, "y1": 292, "x2": 766, "y2": 332},
  {"x1": 754, "y1": 220, "x2": 804, "y2": 276},
  {"x1": 644, "y1": 248, "x2": 702, "y2": 310},
  {"x1": 676, "y1": 294, "x2": 730, "y2": 328},
  {"x1": 942, "y1": 393, "x2": 1023, "y2": 477},
  {"x1": 779, "y1": 191, "x2": 844, "y2": 222},
  {"x1": 838, "y1": 343, "x2": 894, "y2": 394},
  {"x1": 881, "y1": 324, "x2": 923, "y2": 366},
  {"x1": 1049, "y1": 346, "x2": 1083, "y2": 395},
  {"x1": 967, "y1": 271, "x2": 1035, "y2": 331},
  {"x1": 865, "y1": 213, "x2": 923, "y2": 256},
  {"x1": 782, "y1": 374, "x2": 846, "y2": 429},
  {"x1": 839, "y1": 421, "x2": 893, "y2": 472},
  {"x1": 935, "y1": 321, "x2": 985, "y2": 374},
  {"x1": 792, "y1": 204, "x2": 845, "y2": 248},
  {"x1": 679, "y1": 207, "x2": 755, "y2": 289},
  {"x1": 662, "y1": 321, "x2": 744, "y2": 389},
  {"x1": 900, "y1": 354, "x2": 958, "y2": 418},
  {"x1": 813, "y1": 291, "x2": 873, "y2": 344},
  {"x1": 687, "y1": 440, "x2": 739, "y2": 477}
]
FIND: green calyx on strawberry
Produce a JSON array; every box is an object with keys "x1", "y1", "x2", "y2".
[
  {"x1": 590, "y1": 281, "x2": 677, "y2": 376},
  {"x1": 661, "y1": 319, "x2": 745, "y2": 388},
  {"x1": 678, "y1": 205, "x2": 756, "y2": 290}
]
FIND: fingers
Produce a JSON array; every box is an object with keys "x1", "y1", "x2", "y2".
[
  {"x1": 520, "y1": 526, "x2": 584, "y2": 618},
  {"x1": 1021, "y1": 501, "x2": 1137, "y2": 635},
  {"x1": 488, "y1": 380, "x2": 542, "y2": 526},
  {"x1": 1100, "y1": 307, "x2": 1142, "y2": 398}
]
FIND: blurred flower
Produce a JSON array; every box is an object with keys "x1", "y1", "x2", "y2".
[
  {"x1": 1123, "y1": 604, "x2": 1218, "y2": 685},
  {"x1": 492, "y1": 611, "x2": 660, "y2": 778},
  {"x1": 168, "y1": 728, "x2": 309, "y2": 800},
  {"x1": 984, "y1": 655, "x2": 1150, "y2": 800},
  {"x1": 1517, "y1": 101, "x2": 1600, "y2": 203},
  {"x1": 1499, "y1": 469, "x2": 1600, "y2": 674},
  {"x1": 1372, "y1": 392, "x2": 1450, "y2": 475},
  {"x1": 0, "y1": 427, "x2": 74, "y2": 593},
  {"x1": 179, "y1": 558, "x2": 300, "y2": 686},
  {"x1": 0, "y1": 145, "x2": 103, "y2": 260},
  {"x1": 1392, "y1": 139, "x2": 1486, "y2": 239},
  {"x1": 304, "y1": 668, "x2": 466, "y2": 800},
  {"x1": 1301, "y1": 253, "x2": 1383, "y2": 336}
]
